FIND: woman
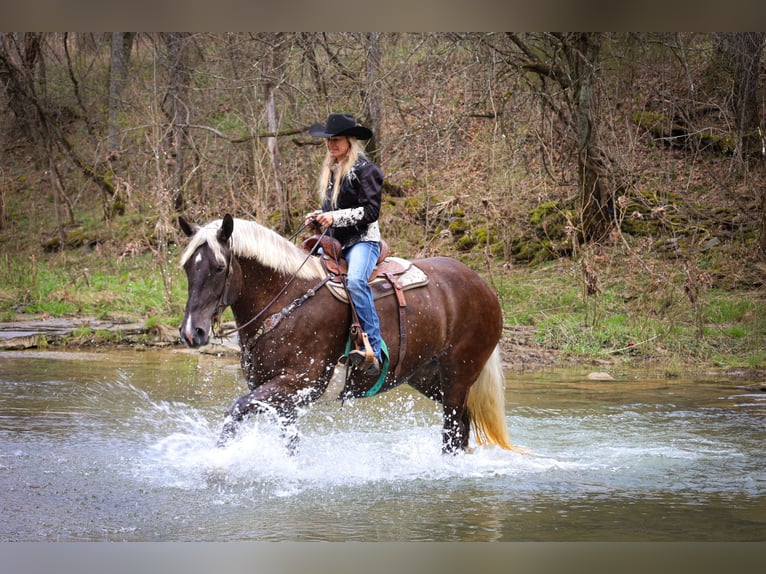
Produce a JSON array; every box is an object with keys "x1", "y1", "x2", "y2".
[{"x1": 304, "y1": 113, "x2": 384, "y2": 377}]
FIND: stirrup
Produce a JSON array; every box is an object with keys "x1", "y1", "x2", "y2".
[
  {"x1": 364, "y1": 356, "x2": 381, "y2": 377},
  {"x1": 347, "y1": 348, "x2": 369, "y2": 367},
  {"x1": 348, "y1": 349, "x2": 380, "y2": 376}
]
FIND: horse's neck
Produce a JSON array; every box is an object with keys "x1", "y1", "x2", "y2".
[{"x1": 230, "y1": 257, "x2": 311, "y2": 327}]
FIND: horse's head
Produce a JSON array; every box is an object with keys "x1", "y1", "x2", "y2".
[{"x1": 178, "y1": 214, "x2": 242, "y2": 348}]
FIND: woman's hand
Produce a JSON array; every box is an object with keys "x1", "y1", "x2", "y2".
[
  {"x1": 314, "y1": 212, "x2": 334, "y2": 229},
  {"x1": 305, "y1": 210, "x2": 333, "y2": 230},
  {"x1": 304, "y1": 210, "x2": 321, "y2": 228}
]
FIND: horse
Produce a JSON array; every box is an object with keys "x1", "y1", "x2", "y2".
[{"x1": 178, "y1": 213, "x2": 521, "y2": 454}]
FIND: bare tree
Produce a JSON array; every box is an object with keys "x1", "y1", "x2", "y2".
[
  {"x1": 107, "y1": 32, "x2": 135, "y2": 155},
  {"x1": 711, "y1": 33, "x2": 766, "y2": 255},
  {"x1": 363, "y1": 32, "x2": 383, "y2": 164},
  {"x1": 0, "y1": 33, "x2": 43, "y2": 144},
  {"x1": 712, "y1": 33, "x2": 765, "y2": 164},
  {"x1": 261, "y1": 32, "x2": 288, "y2": 230},
  {"x1": 486, "y1": 32, "x2": 614, "y2": 242},
  {"x1": 162, "y1": 32, "x2": 191, "y2": 210},
  {"x1": 298, "y1": 32, "x2": 327, "y2": 101},
  {"x1": 0, "y1": 33, "x2": 120, "y2": 223}
]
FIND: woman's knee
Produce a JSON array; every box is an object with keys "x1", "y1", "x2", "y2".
[{"x1": 346, "y1": 275, "x2": 367, "y2": 295}]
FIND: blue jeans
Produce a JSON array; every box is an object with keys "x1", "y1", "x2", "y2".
[{"x1": 344, "y1": 241, "x2": 381, "y2": 359}]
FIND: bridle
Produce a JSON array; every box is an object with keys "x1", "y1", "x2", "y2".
[
  {"x1": 210, "y1": 239, "x2": 234, "y2": 338},
  {"x1": 210, "y1": 224, "x2": 330, "y2": 340}
]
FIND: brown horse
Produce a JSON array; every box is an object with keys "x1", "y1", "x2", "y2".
[{"x1": 178, "y1": 214, "x2": 520, "y2": 454}]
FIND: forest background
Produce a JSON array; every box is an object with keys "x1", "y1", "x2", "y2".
[{"x1": 0, "y1": 32, "x2": 764, "y2": 373}]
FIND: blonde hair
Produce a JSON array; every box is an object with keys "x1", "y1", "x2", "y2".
[{"x1": 316, "y1": 137, "x2": 367, "y2": 208}]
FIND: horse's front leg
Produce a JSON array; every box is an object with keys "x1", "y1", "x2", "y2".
[{"x1": 217, "y1": 376, "x2": 316, "y2": 451}]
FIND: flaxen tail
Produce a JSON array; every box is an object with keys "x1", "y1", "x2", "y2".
[{"x1": 466, "y1": 345, "x2": 528, "y2": 453}]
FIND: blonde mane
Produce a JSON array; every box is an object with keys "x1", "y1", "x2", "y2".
[{"x1": 179, "y1": 218, "x2": 324, "y2": 280}]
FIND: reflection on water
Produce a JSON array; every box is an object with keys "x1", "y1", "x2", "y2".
[{"x1": 1, "y1": 349, "x2": 764, "y2": 541}]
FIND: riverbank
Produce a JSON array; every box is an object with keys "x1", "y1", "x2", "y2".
[
  {"x1": 2, "y1": 313, "x2": 764, "y2": 384},
  {"x1": 0, "y1": 313, "x2": 575, "y2": 369}
]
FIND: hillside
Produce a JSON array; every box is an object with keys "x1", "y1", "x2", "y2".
[{"x1": 0, "y1": 33, "x2": 764, "y2": 372}]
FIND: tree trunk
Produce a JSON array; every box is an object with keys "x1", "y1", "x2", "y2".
[
  {"x1": 262, "y1": 33, "x2": 288, "y2": 230},
  {"x1": 162, "y1": 32, "x2": 191, "y2": 211},
  {"x1": 571, "y1": 33, "x2": 612, "y2": 242},
  {"x1": 363, "y1": 32, "x2": 383, "y2": 165},
  {"x1": 499, "y1": 32, "x2": 613, "y2": 243},
  {"x1": 107, "y1": 32, "x2": 135, "y2": 155},
  {"x1": 712, "y1": 33, "x2": 766, "y2": 257},
  {"x1": 713, "y1": 33, "x2": 765, "y2": 163},
  {"x1": 0, "y1": 33, "x2": 43, "y2": 144},
  {"x1": 299, "y1": 33, "x2": 327, "y2": 101}
]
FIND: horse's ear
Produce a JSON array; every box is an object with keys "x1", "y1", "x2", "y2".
[
  {"x1": 178, "y1": 215, "x2": 198, "y2": 237},
  {"x1": 219, "y1": 214, "x2": 234, "y2": 243}
]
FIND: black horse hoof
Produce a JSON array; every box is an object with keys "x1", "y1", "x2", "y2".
[{"x1": 216, "y1": 420, "x2": 238, "y2": 447}]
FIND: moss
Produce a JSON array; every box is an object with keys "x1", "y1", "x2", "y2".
[
  {"x1": 403, "y1": 197, "x2": 424, "y2": 218},
  {"x1": 41, "y1": 227, "x2": 94, "y2": 251},
  {"x1": 267, "y1": 211, "x2": 282, "y2": 227},
  {"x1": 633, "y1": 111, "x2": 671, "y2": 135},
  {"x1": 509, "y1": 236, "x2": 560, "y2": 265},
  {"x1": 699, "y1": 132, "x2": 735, "y2": 156},
  {"x1": 529, "y1": 201, "x2": 560, "y2": 226},
  {"x1": 474, "y1": 225, "x2": 496, "y2": 247},
  {"x1": 511, "y1": 237, "x2": 542, "y2": 262},
  {"x1": 448, "y1": 218, "x2": 468, "y2": 235},
  {"x1": 456, "y1": 234, "x2": 476, "y2": 251},
  {"x1": 528, "y1": 201, "x2": 572, "y2": 244}
]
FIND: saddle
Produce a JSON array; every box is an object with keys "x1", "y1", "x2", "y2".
[
  {"x1": 302, "y1": 234, "x2": 396, "y2": 281},
  {"x1": 301, "y1": 234, "x2": 429, "y2": 380},
  {"x1": 301, "y1": 234, "x2": 428, "y2": 299}
]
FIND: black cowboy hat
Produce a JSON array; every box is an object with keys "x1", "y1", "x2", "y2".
[{"x1": 308, "y1": 113, "x2": 372, "y2": 140}]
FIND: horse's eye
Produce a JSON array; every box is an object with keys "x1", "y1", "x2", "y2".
[{"x1": 216, "y1": 265, "x2": 225, "y2": 273}]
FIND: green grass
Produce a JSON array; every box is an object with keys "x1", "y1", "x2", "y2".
[
  {"x1": 0, "y1": 248, "x2": 187, "y2": 327},
  {"x1": 1, "y1": 210, "x2": 763, "y2": 370},
  {"x1": 495, "y1": 257, "x2": 765, "y2": 368}
]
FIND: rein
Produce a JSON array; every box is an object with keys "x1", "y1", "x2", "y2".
[{"x1": 213, "y1": 225, "x2": 328, "y2": 340}]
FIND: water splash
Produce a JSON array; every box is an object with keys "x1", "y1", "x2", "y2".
[
  {"x1": 132, "y1": 390, "x2": 550, "y2": 497},
  {"x1": 3, "y1": 353, "x2": 765, "y2": 541}
]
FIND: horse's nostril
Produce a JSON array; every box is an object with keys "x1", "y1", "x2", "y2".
[{"x1": 195, "y1": 327, "x2": 206, "y2": 339}]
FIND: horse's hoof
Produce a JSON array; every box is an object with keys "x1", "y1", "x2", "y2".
[
  {"x1": 204, "y1": 466, "x2": 227, "y2": 486},
  {"x1": 216, "y1": 420, "x2": 238, "y2": 447}
]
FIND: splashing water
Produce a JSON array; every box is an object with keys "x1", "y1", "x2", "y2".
[{"x1": 1, "y1": 350, "x2": 764, "y2": 541}]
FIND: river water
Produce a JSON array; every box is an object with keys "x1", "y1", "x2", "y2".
[{"x1": 1, "y1": 349, "x2": 764, "y2": 541}]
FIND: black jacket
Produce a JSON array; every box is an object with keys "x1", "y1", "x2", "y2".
[{"x1": 322, "y1": 158, "x2": 384, "y2": 248}]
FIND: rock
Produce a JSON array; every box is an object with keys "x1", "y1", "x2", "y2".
[{"x1": 587, "y1": 372, "x2": 615, "y2": 380}]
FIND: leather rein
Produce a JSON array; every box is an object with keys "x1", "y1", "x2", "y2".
[{"x1": 211, "y1": 225, "x2": 330, "y2": 342}]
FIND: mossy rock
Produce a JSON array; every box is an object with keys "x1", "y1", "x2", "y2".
[
  {"x1": 382, "y1": 180, "x2": 406, "y2": 198},
  {"x1": 633, "y1": 111, "x2": 673, "y2": 136},
  {"x1": 455, "y1": 234, "x2": 477, "y2": 251},
  {"x1": 448, "y1": 218, "x2": 468, "y2": 236},
  {"x1": 529, "y1": 201, "x2": 560, "y2": 226},
  {"x1": 511, "y1": 237, "x2": 542, "y2": 262},
  {"x1": 41, "y1": 227, "x2": 96, "y2": 252},
  {"x1": 529, "y1": 201, "x2": 571, "y2": 241},
  {"x1": 699, "y1": 132, "x2": 735, "y2": 156},
  {"x1": 474, "y1": 225, "x2": 497, "y2": 247},
  {"x1": 403, "y1": 197, "x2": 425, "y2": 218},
  {"x1": 620, "y1": 216, "x2": 658, "y2": 236}
]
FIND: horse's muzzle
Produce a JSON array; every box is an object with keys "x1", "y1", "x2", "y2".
[{"x1": 179, "y1": 322, "x2": 209, "y2": 348}]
